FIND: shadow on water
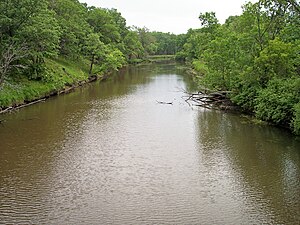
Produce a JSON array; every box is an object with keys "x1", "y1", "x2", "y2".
[{"x1": 195, "y1": 110, "x2": 300, "y2": 223}]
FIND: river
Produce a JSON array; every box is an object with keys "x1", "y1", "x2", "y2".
[{"x1": 0, "y1": 63, "x2": 299, "y2": 224}]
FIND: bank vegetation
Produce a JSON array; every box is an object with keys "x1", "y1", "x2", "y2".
[{"x1": 176, "y1": 0, "x2": 300, "y2": 135}]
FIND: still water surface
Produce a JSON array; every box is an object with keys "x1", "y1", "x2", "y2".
[{"x1": 0, "y1": 64, "x2": 299, "y2": 224}]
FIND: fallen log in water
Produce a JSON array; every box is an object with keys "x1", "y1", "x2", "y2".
[
  {"x1": 0, "y1": 107, "x2": 13, "y2": 114},
  {"x1": 0, "y1": 98, "x2": 46, "y2": 114},
  {"x1": 14, "y1": 98, "x2": 46, "y2": 110},
  {"x1": 181, "y1": 88, "x2": 236, "y2": 110}
]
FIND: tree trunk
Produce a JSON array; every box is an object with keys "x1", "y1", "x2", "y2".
[
  {"x1": 89, "y1": 55, "x2": 95, "y2": 76},
  {"x1": 0, "y1": 73, "x2": 5, "y2": 86}
]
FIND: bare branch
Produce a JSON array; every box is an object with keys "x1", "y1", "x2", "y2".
[
  {"x1": 0, "y1": 44, "x2": 28, "y2": 85},
  {"x1": 181, "y1": 88, "x2": 234, "y2": 110}
]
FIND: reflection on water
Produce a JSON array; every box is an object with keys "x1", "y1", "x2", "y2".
[
  {"x1": 0, "y1": 63, "x2": 299, "y2": 224},
  {"x1": 196, "y1": 111, "x2": 300, "y2": 224}
]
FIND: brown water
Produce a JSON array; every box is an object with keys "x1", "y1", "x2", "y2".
[{"x1": 0, "y1": 63, "x2": 299, "y2": 224}]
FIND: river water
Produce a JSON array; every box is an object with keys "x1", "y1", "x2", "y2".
[{"x1": 0, "y1": 63, "x2": 299, "y2": 224}]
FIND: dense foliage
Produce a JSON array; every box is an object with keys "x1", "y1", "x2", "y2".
[
  {"x1": 0, "y1": 0, "x2": 183, "y2": 88},
  {"x1": 177, "y1": 0, "x2": 300, "y2": 134}
]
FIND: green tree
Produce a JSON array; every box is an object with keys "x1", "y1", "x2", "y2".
[
  {"x1": 0, "y1": 0, "x2": 44, "y2": 38},
  {"x1": 83, "y1": 33, "x2": 125, "y2": 75},
  {"x1": 254, "y1": 38, "x2": 297, "y2": 84},
  {"x1": 87, "y1": 7, "x2": 121, "y2": 45},
  {"x1": 100, "y1": 46, "x2": 125, "y2": 72},
  {"x1": 151, "y1": 32, "x2": 177, "y2": 55},
  {"x1": 199, "y1": 12, "x2": 219, "y2": 29},
  {"x1": 0, "y1": 0, "x2": 61, "y2": 80},
  {"x1": 49, "y1": 0, "x2": 92, "y2": 58},
  {"x1": 19, "y1": 8, "x2": 61, "y2": 78},
  {"x1": 134, "y1": 27, "x2": 157, "y2": 56},
  {"x1": 123, "y1": 30, "x2": 144, "y2": 60},
  {"x1": 83, "y1": 33, "x2": 106, "y2": 75}
]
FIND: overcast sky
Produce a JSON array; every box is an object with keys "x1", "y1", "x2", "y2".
[{"x1": 79, "y1": 0, "x2": 257, "y2": 34}]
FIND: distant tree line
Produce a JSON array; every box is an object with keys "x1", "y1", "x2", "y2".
[{"x1": 176, "y1": 0, "x2": 300, "y2": 134}]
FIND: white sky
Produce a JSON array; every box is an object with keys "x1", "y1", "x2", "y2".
[{"x1": 79, "y1": 0, "x2": 258, "y2": 34}]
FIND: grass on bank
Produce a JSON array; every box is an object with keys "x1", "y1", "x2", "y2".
[{"x1": 0, "y1": 57, "x2": 91, "y2": 109}]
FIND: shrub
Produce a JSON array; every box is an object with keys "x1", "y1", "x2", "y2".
[
  {"x1": 292, "y1": 103, "x2": 300, "y2": 135},
  {"x1": 255, "y1": 78, "x2": 300, "y2": 126}
]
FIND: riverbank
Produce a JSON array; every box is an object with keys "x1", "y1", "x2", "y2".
[
  {"x1": 0, "y1": 56, "x2": 177, "y2": 114},
  {"x1": 0, "y1": 57, "x2": 106, "y2": 114},
  {"x1": 187, "y1": 65, "x2": 300, "y2": 135}
]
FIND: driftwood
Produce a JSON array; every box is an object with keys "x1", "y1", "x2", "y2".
[
  {"x1": 181, "y1": 87, "x2": 235, "y2": 110},
  {"x1": 15, "y1": 98, "x2": 46, "y2": 110},
  {"x1": 156, "y1": 101, "x2": 173, "y2": 105},
  {"x1": 0, "y1": 107, "x2": 13, "y2": 114},
  {"x1": 0, "y1": 98, "x2": 46, "y2": 114}
]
